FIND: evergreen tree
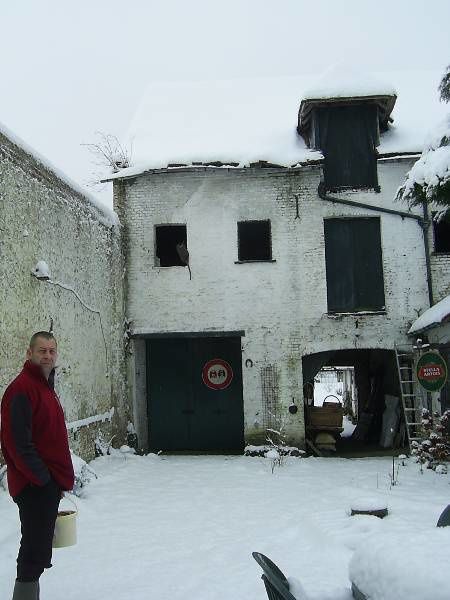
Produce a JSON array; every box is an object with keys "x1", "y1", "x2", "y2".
[
  {"x1": 396, "y1": 66, "x2": 450, "y2": 212},
  {"x1": 439, "y1": 64, "x2": 450, "y2": 103}
]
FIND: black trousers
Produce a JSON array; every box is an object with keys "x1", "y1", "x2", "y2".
[{"x1": 14, "y1": 479, "x2": 61, "y2": 582}]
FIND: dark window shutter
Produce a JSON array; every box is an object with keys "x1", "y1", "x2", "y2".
[
  {"x1": 324, "y1": 218, "x2": 385, "y2": 312},
  {"x1": 317, "y1": 105, "x2": 378, "y2": 191},
  {"x1": 324, "y1": 219, "x2": 355, "y2": 312}
]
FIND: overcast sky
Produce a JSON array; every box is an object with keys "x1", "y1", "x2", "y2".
[{"x1": 1, "y1": 0, "x2": 449, "y2": 207}]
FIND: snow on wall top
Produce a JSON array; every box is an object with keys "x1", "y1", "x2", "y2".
[
  {"x1": 301, "y1": 65, "x2": 397, "y2": 100},
  {"x1": 409, "y1": 294, "x2": 450, "y2": 334},
  {"x1": 0, "y1": 121, "x2": 118, "y2": 227},
  {"x1": 107, "y1": 69, "x2": 446, "y2": 180}
]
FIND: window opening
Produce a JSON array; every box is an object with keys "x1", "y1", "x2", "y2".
[
  {"x1": 155, "y1": 225, "x2": 187, "y2": 267},
  {"x1": 238, "y1": 220, "x2": 272, "y2": 261},
  {"x1": 432, "y1": 213, "x2": 450, "y2": 253}
]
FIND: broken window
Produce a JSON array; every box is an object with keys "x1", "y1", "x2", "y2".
[
  {"x1": 324, "y1": 217, "x2": 385, "y2": 313},
  {"x1": 315, "y1": 104, "x2": 379, "y2": 191},
  {"x1": 432, "y1": 213, "x2": 450, "y2": 253},
  {"x1": 155, "y1": 225, "x2": 187, "y2": 266},
  {"x1": 237, "y1": 220, "x2": 272, "y2": 261}
]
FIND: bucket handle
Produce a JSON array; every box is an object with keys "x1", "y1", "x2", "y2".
[{"x1": 60, "y1": 493, "x2": 78, "y2": 515}]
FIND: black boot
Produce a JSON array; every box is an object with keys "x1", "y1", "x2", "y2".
[{"x1": 12, "y1": 580, "x2": 39, "y2": 600}]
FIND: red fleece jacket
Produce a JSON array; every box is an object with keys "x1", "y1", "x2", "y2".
[{"x1": 0, "y1": 360, "x2": 74, "y2": 498}]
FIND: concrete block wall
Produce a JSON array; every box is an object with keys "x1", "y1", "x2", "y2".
[
  {"x1": 115, "y1": 156, "x2": 430, "y2": 448},
  {"x1": 0, "y1": 131, "x2": 128, "y2": 461}
]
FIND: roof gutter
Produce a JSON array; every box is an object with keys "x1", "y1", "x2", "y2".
[
  {"x1": 317, "y1": 181, "x2": 434, "y2": 307},
  {"x1": 317, "y1": 181, "x2": 422, "y2": 221}
]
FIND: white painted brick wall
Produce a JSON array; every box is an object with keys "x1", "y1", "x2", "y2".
[{"x1": 116, "y1": 157, "x2": 433, "y2": 447}]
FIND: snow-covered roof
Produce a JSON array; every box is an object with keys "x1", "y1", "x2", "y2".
[
  {"x1": 107, "y1": 68, "x2": 447, "y2": 181},
  {"x1": 409, "y1": 294, "x2": 450, "y2": 334},
  {"x1": 0, "y1": 121, "x2": 118, "y2": 227},
  {"x1": 301, "y1": 66, "x2": 397, "y2": 101}
]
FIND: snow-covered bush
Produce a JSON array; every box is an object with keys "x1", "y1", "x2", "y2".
[
  {"x1": 0, "y1": 454, "x2": 97, "y2": 497},
  {"x1": 411, "y1": 409, "x2": 450, "y2": 472},
  {"x1": 126, "y1": 421, "x2": 139, "y2": 452},
  {"x1": 71, "y1": 451, "x2": 98, "y2": 496},
  {"x1": 265, "y1": 410, "x2": 289, "y2": 472},
  {"x1": 439, "y1": 64, "x2": 450, "y2": 104},
  {"x1": 94, "y1": 431, "x2": 116, "y2": 456}
]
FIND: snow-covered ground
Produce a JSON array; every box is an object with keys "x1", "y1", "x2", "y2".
[{"x1": 0, "y1": 454, "x2": 449, "y2": 600}]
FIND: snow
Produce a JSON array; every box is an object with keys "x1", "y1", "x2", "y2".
[
  {"x1": 1, "y1": 454, "x2": 449, "y2": 600},
  {"x1": 349, "y1": 529, "x2": 450, "y2": 600},
  {"x1": 350, "y1": 497, "x2": 388, "y2": 512},
  {"x1": 398, "y1": 113, "x2": 450, "y2": 201},
  {"x1": 66, "y1": 408, "x2": 115, "y2": 433},
  {"x1": 302, "y1": 65, "x2": 396, "y2": 100},
  {"x1": 408, "y1": 293, "x2": 450, "y2": 333},
  {"x1": 105, "y1": 69, "x2": 446, "y2": 180},
  {"x1": 265, "y1": 449, "x2": 280, "y2": 460},
  {"x1": 0, "y1": 120, "x2": 119, "y2": 228}
]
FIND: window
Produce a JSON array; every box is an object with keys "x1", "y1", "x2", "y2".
[
  {"x1": 324, "y1": 217, "x2": 385, "y2": 313},
  {"x1": 432, "y1": 213, "x2": 450, "y2": 253},
  {"x1": 315, "y1": 104, "x2": 379, "y2": 191},
  {"x1": 237, "y1": 220, "x2": 272, "y2": 261},
  {"x1": 155, "y1": 225, "x2": 187, "y2": 266}
]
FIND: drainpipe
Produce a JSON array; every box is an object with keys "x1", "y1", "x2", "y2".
[
  {"x1": 420, "y1": 201, "x2": 434, "y2": 306},
  {"x1": 317, "y1": 182, "x2": 434, "y2": 307}
]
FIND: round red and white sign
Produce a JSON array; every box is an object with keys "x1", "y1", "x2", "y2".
[{"x1": 202, "y1": 358, "x2": 233, "y2": 390}]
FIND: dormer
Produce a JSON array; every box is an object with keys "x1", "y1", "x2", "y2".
[{"x1": 297, "y1": 69, "x2": 397, "y2": 192}]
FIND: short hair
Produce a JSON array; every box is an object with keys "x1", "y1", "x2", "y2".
[{"x1": 29, "y1": 331, "x2": 57, "y2": 349}]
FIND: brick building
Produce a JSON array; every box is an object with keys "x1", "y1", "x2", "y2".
[{"x1": 106, "y1": 70, "x2": 449, "y2": 453}]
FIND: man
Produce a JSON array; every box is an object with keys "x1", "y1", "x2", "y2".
[{"x1": 1, "y1": 332, "x2": 74, "y2": 600}]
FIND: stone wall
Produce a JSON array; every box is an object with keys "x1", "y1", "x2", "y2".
[
  {"x1": 114, "y1": 156, "x2": 430, "y2": 448},
  {"x1": 0, "y1": 129, "x2": 128, "y2": 462}
]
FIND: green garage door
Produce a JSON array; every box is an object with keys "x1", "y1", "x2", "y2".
[{"x1": 146, "y1": 336, "x2": 244, "y2": 452}]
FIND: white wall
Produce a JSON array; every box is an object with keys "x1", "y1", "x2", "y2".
[
  {"x1": 0, "y1": 131, "x2": 128, "y2": 460},
  {"x1": 115, "y1": 157, "x2": 430, "y2": 447}
]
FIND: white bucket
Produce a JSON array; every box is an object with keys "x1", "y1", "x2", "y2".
[{"x1": 53, "y1": 495, "x2": 77, "y2": 548}]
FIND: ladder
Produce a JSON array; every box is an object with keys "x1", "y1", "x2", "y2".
[{"x1": 394, "y1": 344, "x2": 425, "y2": 452}]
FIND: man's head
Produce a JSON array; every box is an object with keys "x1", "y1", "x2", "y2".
[{"x1": 26, "y1": 332, "x2": 57, "y2": 379}]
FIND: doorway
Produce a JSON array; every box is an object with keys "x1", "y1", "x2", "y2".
[
  {"x1": 303, "y1": 349, "x2": 406, "y2": 456},
  {"x1": 146, "y1": 336, "x2": 244, "y2": 452}
]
